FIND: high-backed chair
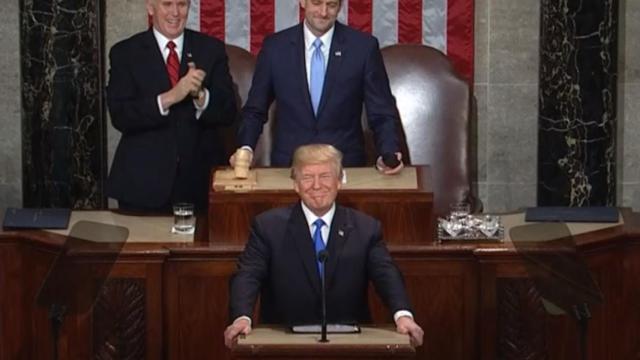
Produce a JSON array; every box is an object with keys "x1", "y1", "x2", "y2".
[
  {"x1": 225, "y1": 44, "x2": 478, "y2": 215},
  {"x1": 380, "y1": 44, "x2": 478, "y2": 216},
  {"x1": 224, "y1": 45, "x2": 274, "y2": 166}
]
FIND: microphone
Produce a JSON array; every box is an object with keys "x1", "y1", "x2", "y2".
[
  {"x1": 318, "y1": 250, "x2": 329, "y2": 343},
  {"x1": 382, "y1": 153, "x2": 401, "y2": 168}
]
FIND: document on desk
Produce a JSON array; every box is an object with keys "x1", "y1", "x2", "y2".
[
  {"x1": 290, "y1": 324, "x2": 361, "y2": 334},
  {"x1": 2, "y1": 208, "x2": 71, "y2": 229}
]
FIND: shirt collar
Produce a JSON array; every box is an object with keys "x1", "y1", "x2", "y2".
[
  {"x1": 303, "y1": 21, "x2": 335, "y2": 51},
  {"x1": 301, "y1": 201, "x2": 336, "y2": 229},
  {"x1": 152, "y1": 28, "x2": 185, "y2": 55}
]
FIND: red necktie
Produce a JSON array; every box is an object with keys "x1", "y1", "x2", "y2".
[{"x1": 166, "y1": 41, "x2": 180, "y2": 87}]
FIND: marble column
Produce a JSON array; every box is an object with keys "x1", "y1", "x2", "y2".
[
  {"x1": 538, "y1": 0, "x2": 618, "y2": 206},
  {"x1": 21, "y1": 0, "x2": 106, "y2": 208}
]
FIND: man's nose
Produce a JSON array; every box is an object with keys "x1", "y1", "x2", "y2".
[
  {"x1": 169, "y1": 4, "x2": 179, "y2": 16},
  {"x1": 312, "y1": 177, "x2": 322, "y2": 189},
  {"x1": 318, "y1": 5, "x2": 327, "y2": 17}
]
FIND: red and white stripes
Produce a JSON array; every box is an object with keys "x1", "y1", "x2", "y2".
[{"x1": 182, "y1": 0, "x2": 473, "y2": 80}]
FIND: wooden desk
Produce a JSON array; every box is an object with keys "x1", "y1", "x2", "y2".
[
  {"x1": 232, "y1": 326, "x2": 414, "y2": 359},
  {"x1": 208, "y1": 166, "x2": 434, "y2": 244},
  {"x1": 2, "y1": 210, "x2": 640, "y2": 359}
]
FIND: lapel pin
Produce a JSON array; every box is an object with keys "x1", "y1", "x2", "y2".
[
  {"x1": 338, "y1": 230, "x2": 344, "y2": 237},
  {"x1": 334, "y1": 51, "x2": 342, "y2": 57}
]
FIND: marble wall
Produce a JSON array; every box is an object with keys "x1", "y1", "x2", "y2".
[
  {"x1": 20, "y1": 0, "x2": 106, "y2": 208},
  {"x1": 2, "y1": 0, "x2": 638, "y2": 212},
  {"x1": 474, "y1": 0, "x2": 540, "y2": 212},
  {"x1": 619, "y1": 0, "x2": 640, "y2": 209},
  {"x1": 538, "y1": 0, "x2": 618, "y2": 206},
  {"x1": 0, "y1": 0, "x2": 22, "y2": 208}
]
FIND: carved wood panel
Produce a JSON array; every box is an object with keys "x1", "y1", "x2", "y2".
[
  {"x1": 497, "y1": 278, "x2": 549, "y2": 360},
  {"x1": 93, "y1": 278, "x2": 145, "y2": 360}
]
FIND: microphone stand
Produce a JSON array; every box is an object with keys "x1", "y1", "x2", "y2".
[{"x1": 318, "y1": 250, "x2": 329, "y2": 343}]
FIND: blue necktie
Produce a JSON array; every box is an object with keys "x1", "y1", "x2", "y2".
[
  {"x1": 313, "y1": 218, "x2": 326, "y2": 276},
  {"x1": 310, "y1": 38, "x2": 325, "y2": 115}
]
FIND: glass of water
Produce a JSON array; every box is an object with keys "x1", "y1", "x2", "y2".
[{"x1": 172, "y1": 203, "x2": 195, "y2": 235}]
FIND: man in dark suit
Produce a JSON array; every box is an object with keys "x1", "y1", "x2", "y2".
[
  {"x1": 107, "y1": 0, "x2": 237, "y2": 211},
  {"x1": 224, "y1": 144, "x2": 423, "y2": 348},
  {"x1": 231, "y1": 0, "x2": 403, "y2": 174}
]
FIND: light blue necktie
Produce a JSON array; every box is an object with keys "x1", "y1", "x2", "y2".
[
  {"x1": 313, "y1": 218, "x2": 326, "y2": 276},
  {"x1": 309, "y1": 38, "x2": 325, "y2": 115}
]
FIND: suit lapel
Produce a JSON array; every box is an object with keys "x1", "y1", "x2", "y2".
[
  {"x1": 290, "y1": 203, "x2": 322, "y2": 295},
  {"x1": 290, "y1": 25, "x2": 315, "y2": 120},
  {"x1": 143, "y1": 29, "x2": 172, "y2": 92},
  {"x1": 316, "y1": 22, "x2": 345, "y2": 120},
  {"x1": 180, "y1": 30, "x2": 193, "y2": 78},
  {"x1": 325, "y1": 205, "x2": 352, "y2": 290}
]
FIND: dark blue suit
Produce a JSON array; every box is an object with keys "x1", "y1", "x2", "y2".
[
  {"x1": 229, "y1": 203, "x2": 412, "y2": 325},
  {"x1": 239, "y1": 22, "x2": 400, "y2": 166},
  {"x1": 106, "y1": 29, "x2": 237, "y2": 210}
]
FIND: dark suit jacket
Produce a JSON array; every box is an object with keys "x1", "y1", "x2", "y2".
[
  {"x1": 106, "y1": 29, "x2": 237, "y2": 210},
  {"x1": 229, "y1": 203, "x2": 412, "y2": 326},
  {"x1": 238, "y1": 22, "x2": 400, "y2": 167}
]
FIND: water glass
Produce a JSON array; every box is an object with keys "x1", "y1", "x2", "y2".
[{"x1": 172, "y1": 203, "x2": 195, "y2": 234}]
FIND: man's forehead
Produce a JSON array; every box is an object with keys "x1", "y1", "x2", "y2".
[
  {"x1": 156, "y1": 0, "x2": 188, "y2": 5},
  {"x1": 299, "y1": 163, "x2": 333, "y2": 173},
  {"x1": 308, "y1": 0, "x2": 341, "y2": 5}
]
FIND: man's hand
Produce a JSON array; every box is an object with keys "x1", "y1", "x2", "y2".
[
  {"x1": 395, "y1": 315, "x2": 424, "y2": 347},
  {"x1": 224, "y1": 318, "x2": 252, "y2": 349},
  {"x1": 160, "y1": 64, "x2": 207, "y2": 110},
  {"x1": 229, "y1": 148, "x2": 254, "y2": 168},
  {"x1": 376, "y1": 152, "x2": 404, "y2": 175}
]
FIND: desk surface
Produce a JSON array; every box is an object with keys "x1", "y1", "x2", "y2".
[
  {"x1": 45, "y1": 211, "x2": 194, "y2": 243},
  {"x1": 213, "y1": 167, "x2": 420, "y2": 192},
  {"x1": 39, "y1": 210, "x2": 622, "y2": 245},
  {"x1": 238, "y1": 326, "x2": 410, "y2": 346}
]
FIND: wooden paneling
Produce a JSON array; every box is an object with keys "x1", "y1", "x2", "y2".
[
  {"x1": 209, "y1": 166, "x2": 434, "y2": 244},
  {"x1": 2, "y1": 210, "x2": 640, "y2": 359}
]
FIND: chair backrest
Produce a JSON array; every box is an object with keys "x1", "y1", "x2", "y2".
[
  {"x1": 221, "y1": 45, "x2": 253, "y2": 158},
  {"x1": 380, "y1": 44, "x2": 476, "y2": 216},
  {"x1": 224, "y1": 44, "x2": 274, "y2": 166},
  {"x1": 225, "y1": 44, "x2": 477, "y2": 215}
]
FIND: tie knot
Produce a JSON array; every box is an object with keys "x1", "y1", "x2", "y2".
[
  {"x1": 313, "y1": 38, "x2": 323, "y2": 50},
  {"x1": 313, "y1": 218, "x2": 325, "y2": 229},
  {"x1": 167, "y1": 41, "x2": 176, "y2": 50}
]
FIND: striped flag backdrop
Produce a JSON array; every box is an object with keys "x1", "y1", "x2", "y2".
[{"x1": 182, "y1": 0, "x2": 474, "y2": 81}]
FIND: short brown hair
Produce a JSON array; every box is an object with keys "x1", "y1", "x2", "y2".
[{"x1": 290, "y1": 144, "x2": 343, "y2": 180}]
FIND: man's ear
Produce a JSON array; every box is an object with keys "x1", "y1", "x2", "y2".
[
  {"x1": 293, "y1": 179, "x2": 301, "y2": 194},
  {"x1": 146, "y1": 0, "x2": 156, "y2": 17}
]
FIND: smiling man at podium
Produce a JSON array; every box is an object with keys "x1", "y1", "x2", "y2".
[{"x1": 224, "y1": 144, "x2": 424, "y2": 348}]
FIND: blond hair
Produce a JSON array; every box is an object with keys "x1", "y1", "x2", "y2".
[{"x1": 290, "y1": 144, "x2": 343, "y2": 180}]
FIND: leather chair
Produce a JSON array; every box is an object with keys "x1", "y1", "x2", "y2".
[
  {"x1": 225, "y1": 44, "x2": 478, "y2": 215},
  {"x1": 224, "y1": 45, "x2": 275, "y2": 166},
  {"x1": 379, "y1": 44, "x2": 478, "y2": 216}
]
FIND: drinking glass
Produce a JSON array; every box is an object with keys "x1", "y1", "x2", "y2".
[{"x1": 172, "y1": 203, "x2": 195, "y2": 234}]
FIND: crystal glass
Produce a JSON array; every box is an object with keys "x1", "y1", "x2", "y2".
[
  {"x1": 479, "y1": 215, "x2": 499, "y2": 237},
  {"x1": 172, "y1": 203, "x2": 195, "y2": 235}
]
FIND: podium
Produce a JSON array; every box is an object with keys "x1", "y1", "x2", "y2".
[
  {"x1": 209, "y1": 166, "x2": 434, "y2": 244},
  {"x1": 232, "y1": 326, "x2": 415, "y2": 359}
]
